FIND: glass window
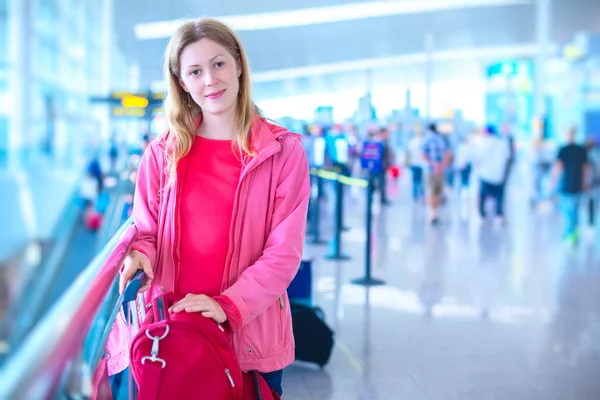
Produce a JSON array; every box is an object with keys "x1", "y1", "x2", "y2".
[
  {"x1": 0, "y1": 25, "x2": 6, "y2": 65},
  {"x1": 0, "y1": 4, "x2": 6, "y2": 64},
  {"x1": 0, "y1": 116, "x2": 8, "y2": 167}
]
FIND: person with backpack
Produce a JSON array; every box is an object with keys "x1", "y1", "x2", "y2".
[{"x1": 114, "y1": 18, "x2": 310, "y2": 397}]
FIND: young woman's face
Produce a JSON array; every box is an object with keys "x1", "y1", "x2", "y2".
[{"x1": 178, "y1": 38, "x2": 241, "y2": 117}]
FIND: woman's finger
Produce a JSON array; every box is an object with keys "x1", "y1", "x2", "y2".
[
  {"x1": 184, "y1": 304, "x2": 211, "y2": 313},
  {"x1": 139, "y1": 279, "x2": 152, "y2": 293},
  {"x1": 139, "y1": 256, "x2": 154, "y2": 280},
  {"x1": 172, "y1": 295, "x2": 201, "y2": 307},
  {"x1": 201, "y1": 311, "x2": 214, "y2": 318},
  {"x1": 170, "y1": 301, "x2": 191, "y2": 312},
  {"x1": 172, "y1": 300, "x2": 210, "y2": 313},
  {"x1": 118, "y1": 267, "x2": 141, "y2": 295},
  {"x1": 118, "y1": 276, "x2": 127, "y2": 295}
]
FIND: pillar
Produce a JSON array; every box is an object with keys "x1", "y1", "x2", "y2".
[
  {"x1": 534, "y1": 0, "x2": 551, "y2": 125},
  {"x1": 7, "y1": 0, "x2": 31, "y2": 169}
]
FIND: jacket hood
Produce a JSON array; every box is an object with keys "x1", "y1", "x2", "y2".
[{"x1": 249, "y1": 117, "x2": 301, "y2": 155}]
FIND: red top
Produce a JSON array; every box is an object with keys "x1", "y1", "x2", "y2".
[{"x1": 178, "y1": 135, "x2": 241, "y2": 298}]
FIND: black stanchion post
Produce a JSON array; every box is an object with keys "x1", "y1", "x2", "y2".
[
  {"x1": 306, "y1": 175, "x2": 314, "y2": 235},
  {"x1": 310, "y1": 174, "x2": 327, "y2": 245},
  {"x1": 326, "y1": 177, "x2": 350, "y2": 260},
  {"x1": 352, "y1": 175, "x2": 386, "y2": 286}
]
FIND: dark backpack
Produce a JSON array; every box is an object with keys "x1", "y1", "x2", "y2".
[{"x1": 290, "y1": 303, "x2": 334, "y2": 368}]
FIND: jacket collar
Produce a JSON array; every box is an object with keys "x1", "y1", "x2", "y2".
[
  {"x1": 193, "y1": 113, "x2": 296, "y2": 156},
  {"x1": 160, "y1": 113, "x2": 298, "y2": 158},
  {"x1": 249, "y1": 117, "x2": 290, "y2": 155}
]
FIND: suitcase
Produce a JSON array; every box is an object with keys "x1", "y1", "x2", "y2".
[
  {"x1": 287, "y1": 260, "x2": 312, "y2": 306},
  {"x1": 85, "y1": 209, "x2": 102, "y2": 231},
  {"x1": 290, "y1": 303, "x2": 334, "y2": 368},
  {"x1": 388, "y1": 165, "x2": 401, "y2": 179}
]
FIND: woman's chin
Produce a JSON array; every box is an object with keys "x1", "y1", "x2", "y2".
[{"x1": 201, "y1": 104, "x2": 235, "y2": 117}]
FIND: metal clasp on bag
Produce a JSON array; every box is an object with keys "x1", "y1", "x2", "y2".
[{"x1": 141, "y1": 325, "x2": 170, "y2": 368}]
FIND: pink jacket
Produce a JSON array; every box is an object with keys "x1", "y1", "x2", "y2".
[{"x1": 106, "y1": 117, "x2": 310, "y2": 375}]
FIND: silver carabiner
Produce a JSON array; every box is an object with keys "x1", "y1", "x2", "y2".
[{"x1": 141, "y1": 324, "x2": 169, "y2": 368}]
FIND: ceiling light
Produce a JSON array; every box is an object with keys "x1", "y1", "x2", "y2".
[
  {"x1": 252, "y1": 43, "x2": 550, "y2": 83},
  {"x1": 135, "y1": 0, "x2": 533, "y2": 40}
]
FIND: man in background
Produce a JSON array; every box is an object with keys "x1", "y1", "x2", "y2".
[
  {"x1": 476, "y1": 125, "x2": 511, "y2": 225},
  {"x1": 552, "y1": 126, "x2": 591, "y2": 245}
]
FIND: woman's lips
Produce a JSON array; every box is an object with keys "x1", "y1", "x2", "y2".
[{"x1": 206, "y1": 90, "x2": 225, "y2": 99}]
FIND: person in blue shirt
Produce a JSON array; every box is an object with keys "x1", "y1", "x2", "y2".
[
  {"x1": 324, "y1": 124, "x2": 351, "y2": 176},
  {"x1": 422, "y1": 123, "x2": 452, "y2": 224}
]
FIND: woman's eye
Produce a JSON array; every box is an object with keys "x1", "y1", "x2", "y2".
[
  {"x1": 215, "y1": 61, "x2": 225, "y2": 68},
  {"x1": 191, "y1": 69, "x2": 201, "y2": 76}
]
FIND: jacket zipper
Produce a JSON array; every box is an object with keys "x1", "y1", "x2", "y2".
[
  {"x1": 223, "y1": 140, "x2": 282, "y2": 290},
  {"x1": 171, "y1": 162, "x2": 184, "y2": 292},
  {"x1": 224, "y1": 140, "x2": 282, "y2": 358}
]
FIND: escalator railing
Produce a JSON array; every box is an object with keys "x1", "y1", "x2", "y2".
[
  {"x1": 0, "y1": 218, "x2": 136, "y2": 400},
  {"x1": 0, "y1": 183, "x2": 83, "y2": 362}
]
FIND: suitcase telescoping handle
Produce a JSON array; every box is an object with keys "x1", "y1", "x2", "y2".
[
  {"x1": 121, "y1": 270, "x2": 150, "y2": 400},
  {"x1": 122, "y1": 270, "x2": 149, "y2": 331}
]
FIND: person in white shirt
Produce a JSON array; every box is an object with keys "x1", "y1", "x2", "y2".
[
  {"x1": 476, "y1": 125, "x2": 511, "y2": 222},
  {"x1": 80, "y1": 172, "x2": 99, "y2": 208},
  {"x1": 407, "y1": 130, "x2": 426, "y2": 202}
]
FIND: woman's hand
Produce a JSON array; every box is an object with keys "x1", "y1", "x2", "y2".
[
  {"x1": 170, "y1": 294, "x2": 227, "y2": 324},
  {"x1": 119, "y1": 249, "x2": 153, "y2": 295}
]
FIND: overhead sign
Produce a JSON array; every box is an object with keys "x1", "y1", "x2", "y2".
[
  {"x1": 121, "y1": 94, "x2": 149, "y2": 108},
  {"x1": 92, "y1": 91, "x2": 166, "y2": 118},
  {"x1": 112, "y1": 107, "x2": 146, "y2": 118}
]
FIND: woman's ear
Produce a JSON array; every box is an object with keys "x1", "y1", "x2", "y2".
[
  {"x1": 236, "y1": 60, "x2": 242, "y2": 78},
  {"x1": 178, "y1": 77, "x2": 189, "y2": 92}
]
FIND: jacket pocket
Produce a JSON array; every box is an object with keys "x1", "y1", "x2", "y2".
[{"x1": 238, "y1": 303, "x2": 282, "y2": 359}]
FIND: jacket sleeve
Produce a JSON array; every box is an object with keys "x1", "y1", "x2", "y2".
[
  {"x1": 221, "y1": 138, "x2": 310, "y2": 327},
  {"x1": 213, "y1": 295, "x2": 243, "y2": 331},
  {"x1": 128, "y1": 143, "x2": 162, "y2": 268}
]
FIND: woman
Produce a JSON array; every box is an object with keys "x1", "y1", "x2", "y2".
[{"x1": 116, "y1": 18, "x2": 310, "y2": 396}]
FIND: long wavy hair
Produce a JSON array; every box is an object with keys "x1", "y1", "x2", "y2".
[{"x1": 162, "y1": 18, "x2": 260, "y2": 185}]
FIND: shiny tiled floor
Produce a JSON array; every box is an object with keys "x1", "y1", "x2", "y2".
[{"x1": 283, "y1": 174, "x2": 600, "y2": 399}]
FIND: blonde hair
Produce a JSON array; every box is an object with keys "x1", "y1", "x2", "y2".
[{"x1": 162, "y1": 18, "x2": 260, "y2": 184}]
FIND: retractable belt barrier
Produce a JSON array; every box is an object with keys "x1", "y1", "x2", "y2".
[{"x1": 307, "y1": 168, "x2": 385, "y2": 287}]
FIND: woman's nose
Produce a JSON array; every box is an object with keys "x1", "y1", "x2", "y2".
[{"x1": 204, "y1": 70, "x2": 218, "y2": 86}]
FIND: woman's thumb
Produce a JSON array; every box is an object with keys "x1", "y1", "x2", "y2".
[{"x1": 140, "y1": 257, "x2": 154, "y2": 280}]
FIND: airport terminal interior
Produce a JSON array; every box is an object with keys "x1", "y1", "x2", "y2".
[{"x1": 1, "y1": 0, "x2": 600, "y2": 399}]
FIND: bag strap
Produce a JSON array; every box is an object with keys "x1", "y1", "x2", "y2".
[
  {"x1": 251, "y1": 370, "x2": 263, "y2": 400},
  {"x1": 137, "y1": 361, "x2": 163, "y2": 400},
  {"x1": 137, "y1": 294, "x2": 170, "y2": 400}
]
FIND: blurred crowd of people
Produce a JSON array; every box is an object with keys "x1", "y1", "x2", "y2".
[
  {"x1": 78, "y1": 131, "x2": 152, "y2": 231},
  {"x1": 300, "y1": 118, "x2": 600, "y2": 244},
  {"x1": 80, "y1": 117, "x2": 599, "y2": 246}
]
